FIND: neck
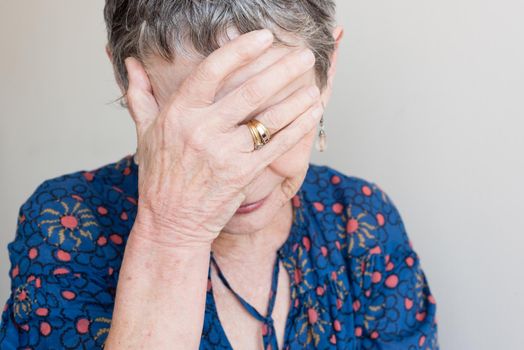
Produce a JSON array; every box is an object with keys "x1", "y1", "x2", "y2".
[
  {"x1": 211, "y1": 199, "x2": 293, "y2": 268},
  {"x1": 209, "y1": 199, "x2": 294, "y2": 313}
]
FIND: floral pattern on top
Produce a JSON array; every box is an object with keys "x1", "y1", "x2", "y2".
[{"x1": 0, "y1": 154, "x2": 439, "y2": 349}]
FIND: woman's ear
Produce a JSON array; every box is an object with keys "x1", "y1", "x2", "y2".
[{"x1": 320, "y1": 25, "x2": 344, "y2": 107}]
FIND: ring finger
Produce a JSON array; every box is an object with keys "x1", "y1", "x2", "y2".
[{"x1": 232, "y1": 84, "x2": 321, "y2": 153}]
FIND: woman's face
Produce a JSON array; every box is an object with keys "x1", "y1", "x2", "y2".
[{"x1": 122, "y1": 28, "x2": 341, "y2": 235}]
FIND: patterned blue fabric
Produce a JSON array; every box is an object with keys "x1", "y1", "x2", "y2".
[{"x1": 0, "y1": 154, "x2": 439, "y2": 349}]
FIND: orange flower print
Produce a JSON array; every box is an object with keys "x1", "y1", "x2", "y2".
[
  {"x1": 93, "y1": 316, "x2": 112, "y2": 346},
  {"x1": 38, "y1": 198, "x2": 100, "y2": 252},
  {"x1": 13, "y1": 282, "x2": 34, "y2": 323},
  {"x1": 295, "y1": 294, "x2": 330, "y2": 347},
  {"x1": 281, "y1": 246, "x2": 315, "y2": 297},
  {"x1": 336, "y1": 204, "x2": 378, "y2": 257},
  {"x1": 328, "y1": 264, "x2": 350, "y2": 308}
]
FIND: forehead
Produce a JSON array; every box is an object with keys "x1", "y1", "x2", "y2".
[{"x1": 144, "y1": 30, "x2": 316, "y2": 116}]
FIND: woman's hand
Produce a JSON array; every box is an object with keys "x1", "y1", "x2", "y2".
[
  {"x1": 106, "y1": 29, "x2": 323, "y2": 349},
  {"x1": 125, "y1": 29, "x2": 323, "y2": 248}
]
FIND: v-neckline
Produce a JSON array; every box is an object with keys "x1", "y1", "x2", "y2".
[{"x1": 205, "y1": 187, "x2": 308, "y2": 350}]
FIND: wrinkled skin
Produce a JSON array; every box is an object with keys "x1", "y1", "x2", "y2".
[{"x1": 106, "y1": 26, "x2": 344, "y2": 247}]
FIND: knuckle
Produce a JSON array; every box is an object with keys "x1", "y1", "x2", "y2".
[
  {"x1": 194, "y1": 59, "x2": 220, "y2": 83},
  {"x1": 188, "y1": 123, "x2": 210, "y2": 149},
  {"x1": 178, "y1": 78, "x2": 198, "y2": 101},
  {"x1": 304, "y1": 86, "x2": 321, "y2": 103},
  {"x1": 280, "y1": 135, "x2": 294, "y2": 151},
  {"x1": 280, "y1": 126, "x2": 305, "y2": 148},
  {"x1": 231, "y1": 44, "x2": 252, "y2": 62},
  {"x1": 260, "y1": 109, "x2": 278, "y2": 131},
  {"x1": 240, "y1": 82, "x2": 265, "y2": 108},
  {"x1": 298, "y1": 97, "x2": 318, "y2": 115}
]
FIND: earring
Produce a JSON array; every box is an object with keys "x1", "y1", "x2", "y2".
[{"x1": 315, "y1": 102, "x2": 327, "y2": 152}]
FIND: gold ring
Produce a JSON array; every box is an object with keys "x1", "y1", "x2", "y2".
[{"x1": 246, "y1": 119, "x2": 272, "y2": 151}]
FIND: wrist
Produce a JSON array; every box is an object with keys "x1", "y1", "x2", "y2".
[
  {"x1": 128, "y1": 227, "x2": 212, "y2": 254},
  {"x1": 131, "y1": 210, "x2": 215, "y2": 250},
  {"x1": 122, "y1": 230, "x2": 211, "y2": 285}
]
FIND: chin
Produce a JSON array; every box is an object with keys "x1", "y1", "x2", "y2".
[{"x1": 221, "y1": 186, "x2": 284, "y2": 235}]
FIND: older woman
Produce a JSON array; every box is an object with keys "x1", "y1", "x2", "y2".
[{"x1": 0, "y1": 1, "x2": 438, "y2": 349}]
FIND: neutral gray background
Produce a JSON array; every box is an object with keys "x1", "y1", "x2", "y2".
[{"x1": 1, "y1": 1, "x2": 523, "y2": 349}]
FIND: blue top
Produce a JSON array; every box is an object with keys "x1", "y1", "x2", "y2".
[{"x1": 0, "y1": 154, "x2": 439, "y2": 349}]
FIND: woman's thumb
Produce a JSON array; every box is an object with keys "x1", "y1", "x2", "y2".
[{"x1": 124, "y1": 57, "x2": 159, "y2": 132}]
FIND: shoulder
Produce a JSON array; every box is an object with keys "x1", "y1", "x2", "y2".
[
  {"x1": 17, "y1": 153, "x2": 137, "y2": 224},
  {"x1": 2, "y1": 157, "x2": 135, "y2": 340},
  {"x1": 298, "y1": 165, "x2": 439, "y2": 347},
  {"x1": 0, "y1": 156, "x2": 135, "y2": 348},
  {"x1": 301, "y1": 163, "x2": 411, "y2": 258},
  {"x1": 19, "y1": 154, "x2": 136, "y2": 214},
  {"x1": 7, "y1": 154, "x2": 138, "y2": 284}
]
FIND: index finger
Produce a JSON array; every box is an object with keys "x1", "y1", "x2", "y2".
[{"x1": 174, "y1": 29, "x2": 274, "y2": 109}]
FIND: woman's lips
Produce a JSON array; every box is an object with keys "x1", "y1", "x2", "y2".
[{"x1": 235, "y1": 195, "x2": 268, "y2": 214}]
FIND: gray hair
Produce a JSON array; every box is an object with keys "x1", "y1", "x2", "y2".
[{"x1": 104, "y1": 0, "x2": 337, "y2": 107}]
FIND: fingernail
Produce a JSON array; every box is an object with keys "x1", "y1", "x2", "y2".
[
  {"x1": 256, "y1": 29, "x2": 273, "y2": 44},
  {"x1": 300, "y1": 49, "x2": 314, "y2": 64}
]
